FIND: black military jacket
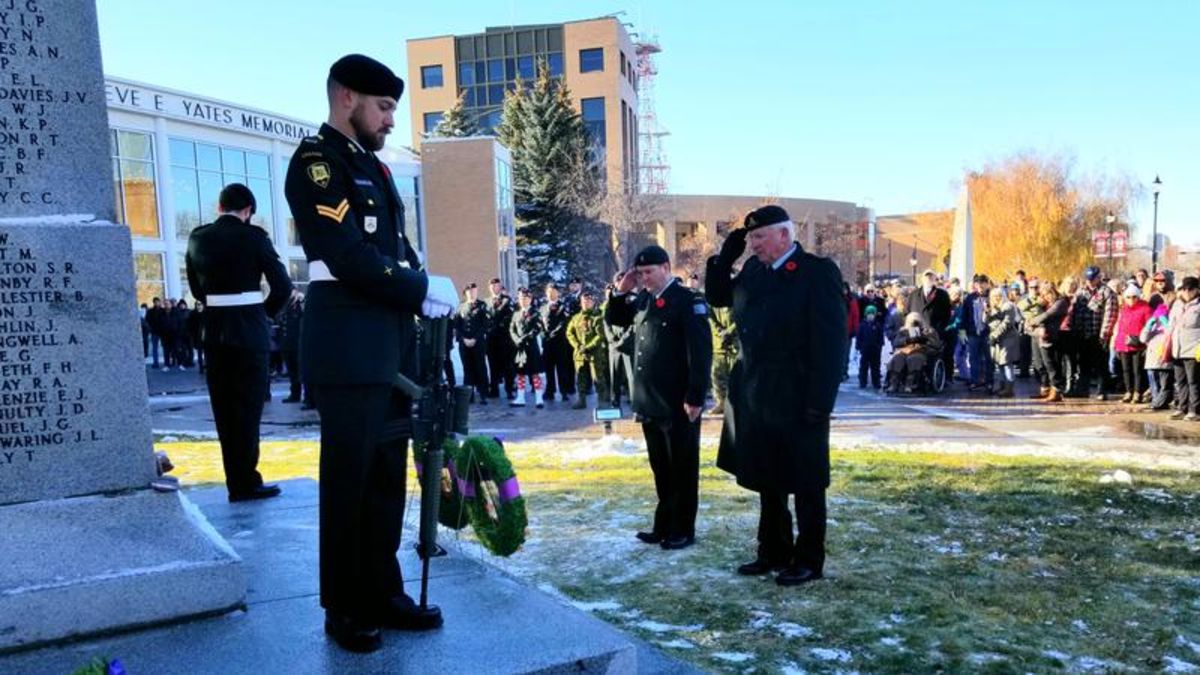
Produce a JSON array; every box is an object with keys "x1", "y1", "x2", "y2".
[
  {"x1": 455, "y1": 299, "x2": 491, "y2": 344},
  {"x1": 488, "y1": 294, "x2": 516, "y2": 345},
  {"x1": 284, "y1": 123, "x2": 427, "y2": 385},
  {"x1": 706, "y1": 243, "x2": 847, "y2": 493},
  {"x1": 604, "y1": 280, "x2": 712, "y2": 420},
  {"x1": 541, "y1": 299, "x2": 570, "y2": 342},
  {"x1": 185, "y1": 214, "x2": 292, "y2": 351}
]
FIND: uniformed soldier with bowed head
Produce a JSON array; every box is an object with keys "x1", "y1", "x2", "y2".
[
  {"x1": 606, "y1": 245, "x2": 712, "y2": 550},
  {"x1": 706, "y1": 205, "x2": 847, "y2": 586},
  {"x1": 185, "y1": 183, "x2": 292, "y2": 503},
  {"x1": 284, "y1": 54, "x2": 458, "y2": 653}
]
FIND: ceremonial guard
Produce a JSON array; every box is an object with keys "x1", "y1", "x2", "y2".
[
  {"x1": 606, "y1": 245, "x2": 712, "y2": 550},
  {"x1": 455, "y1": 282, "x2": 491, "y2": 404},
  {"x1": 284, "y1": 54, "x2": 458, "y2": 652},
  {"x1": 486, "y1": 278, "x2": 517, "y2": 400},
  {"x1": 541, "y1": 282, "x2": 575, "y2": 402},
  {"x1": 566, "y1": 289, "x2": 609, "y2": 409},
  {"x1": 709, "y1": 304, "x2": 738, "y2": 413},
  {"x1": 706, "y1": 205, "x2": 847, "y2": 586},
  {"x1": 603, "y1": 280, "x2": 636, "y2": 408},
  {"x1": 510, "y1": 287, "x2": 546, "y2": 408},
  {"x1": 185, "y1": 183, "x2": 292, "y2": 502}
]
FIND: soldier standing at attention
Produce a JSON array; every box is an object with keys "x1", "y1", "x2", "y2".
[
  {"x1": 455, "y1": 282, "x2": 491, "y2": 405},
  {"x1": 284, "y1": 53, "x2": 459, "y2": 653},
  {"x1": 486, "y1": 278, "x2": 517, "y2": 400},
  {"x1": 606, "y1": 245, "x2": 712, "y2": 550},
  {"x1": 566, "y1": 289, "x2": 609, "y2": 409},
  {"x1": 541, "y1": 282, "x2": 575, "y2": 403},
  {"x1": 706, "y1": 205, "x2": 847, "y2": 587},
  {"x1": 709, "y1": 303, "x2": 738, "y2": 414},
  {"x1": 186, "y1": 183, "x2": 292, "y2": 503}
]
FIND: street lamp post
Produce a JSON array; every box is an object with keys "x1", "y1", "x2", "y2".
[
  {"x1": 909, "y1": 239, "x2": 918, "y2": 286},
  {"x1": 1105, "y1": 211, "x2": 1116, "y2": 278},
  {"x1": 887, "y1": 239, "x2": 892, "y2": 277},
  {"x1": 1151, "y1": 175, "x2": 1162, "y2": 273}
]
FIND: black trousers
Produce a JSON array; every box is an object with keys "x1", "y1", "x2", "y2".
[
  {"x1": 1040, "y1": 342, "x2": 1066, "y2": 391},
  {"x1": 461, "y1": 343, "x2": 490, "y2": 397},
  {"x1": 1118, "y1": 351, "x2": 1146, "y2": 397},
  {"x1": 487, "y1": 337, "x2": 515, "y2": 397},
  {"x1": 609, "y1": 351, "x2": 632, "y2": 406},
  {"x1": 542, "y1": 337, "x2": 576, "y2": 397},
  {"x1": 204, "y1": 345, "x2": 269, "y2": 495},
  {"x1": 1176, "y1": 359, "x2": 1199, "y2": 415},
  {"x1": 282, "y1": 349, "x2": 303, "y2": 400},
  {"x1": 313, "y1": 383, "x2": 409, "y2": 619},
  {"x1": 641, "y1": 412, "x2": 701, "y2": 538},
  {"x1": 757, "y1": 488, "x2": 827, "y2": 573},
  {"x1": 1079, "y1": 336, "x2": 1112, "y2": 394},
  {"x1": 858, "y1": 346, "x2": 881, "y2": 387}
]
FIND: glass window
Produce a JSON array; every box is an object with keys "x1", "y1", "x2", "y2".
[
  {"x1": 580, "y1": 48, "x2": 604, "y2": 73},
  {"x1": 457, "y1": 37, "x2": 475, "y2": 60},
  {"x1": 487, "y1": 59, "x2": 504, "y2": 82},
  {"x1": 171, "y1": 166, "x2": 201, "y2": 240},
  {"x1": 288, "y1": 259, "x2": 309, "y2": 292},
  {"x1": 248, "y1": 177, "x2": 273, "y2": 234},
  {"x1": 517, "y1": 31, "x2": 533, "y2": 54},
  {"x1": 479, "y1": 110, "x2": 502, "y2": 134},
  {"x1": 111, "y1": 130, "x2": 160, "y2": 239},
  {"x1": 459, "y1": 62, "x2": 475, "y2": 86},
  {"x1": 488, "y1": 84, "x2": 504, "y2": 105},
  {"x1": 517, "y1": 55, "x2": 535, "y2": 80},
  {"x1": 421, "y1": 64, "x2": 444, "y2": 88},
  {"x1": 505, "y1": 58, "x2": 516, "y2": 81},
  {"x1": 177, "y1": 253, "x2": 192, "y2": 303},
  {"x1": 196, "y1": 143, "x2": 221, "y2": 171},
  {"x1": 246, "y1": 152, "x2": 270, "y2": 178},
  {"x1": 197, "y1": 171, "x2": 223, "y2": 223},
  {"x1": 221, "y1": 147, "x2": 245, "y2": 175},
  {"x1": 547, "y1": 52, "x2": 563, "y2": 77},
  {"x1": 423, "y1": 112, "x2": 444, "y2": 133},
  {"x1": 133, "y1": 253, "x2": 165, "y2": 306},
  {"x1": 475, "y1": 62, "x2": 486, "y2": 84},
  {"x1": 620, "y1": 52, "x2": 626, "y2": 76},
  {"x1": 461, "y1": 87, "x2": 475, "y2": 107}
]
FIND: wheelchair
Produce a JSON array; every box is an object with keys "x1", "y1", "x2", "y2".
[{"x1": 884, "y1": 349, "x2": 947, "y2": 396}]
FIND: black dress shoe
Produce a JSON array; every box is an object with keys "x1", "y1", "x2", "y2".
[
  {"x1": 324, "y1": 613, "x2": 382, "y2": 653},
  {"x1": 775, "y1": 567, "x2": 823, "y2": 587},
  {"x1": 635, "y1": 531, "x2": 664, "y2": 544},
  {"x1": 376, "y1": 595, "x2": 443, "y2": 631},
  {"x1": 228, "y1": 484, "x2": 282, "y2": 503},
  {"x1": 660, "y1": 535, "x2": 695, "y2": 550},
  {"x1": 736, "y1": 558, "x2": 787, "y2": 576}
]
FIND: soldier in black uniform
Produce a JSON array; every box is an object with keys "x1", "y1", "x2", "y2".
[
  {"x1": 706, "y1": 205, "x2": 847, "y2": 587},
  {"x1": 284, "y1": 54, "x2": 458, "y2": 653},
  {"x1": 486, "y1": 278, "x2": 516, "y2": 400},
  {"x1": 185, "y1": 183, "x2": 292, "y2": 502},
  {"x1": 606, "y1": 245, "x2": 712, "y2": 550},
  {"x1": 541, "y1": 282, "x2": 575, "y2": 402},
  {"x1": 455, "y1": 282, "x2": 491, "y2": 404}
]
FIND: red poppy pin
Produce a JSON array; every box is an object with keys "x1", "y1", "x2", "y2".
[
  {"x1": 655, "y1": 298, "x2": 666, "y2": 308},
  {"x1": 784, "y1": 261, "x2": 798, "y2": 272}
]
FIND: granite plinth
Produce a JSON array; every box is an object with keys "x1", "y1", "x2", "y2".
[
  {"x1": 0, "y1": 479, "x2": 700, "y2": 674},
  {"x1": 0, "y1": 489, "x2": 245, "y2": 653}
]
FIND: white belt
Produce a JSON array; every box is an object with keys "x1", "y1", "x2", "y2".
[
  {"x1": 309, "y1": 260, "x2": 339, "y2": 282},
  {"x1": 205, "y1": 291, "x2": 263, "y2": 307}
]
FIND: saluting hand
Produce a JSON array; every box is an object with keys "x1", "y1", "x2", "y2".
[
  {"x1": 716, "y1": 228, "x2": 747, "y2": 266},
  {"x1": 616, "y1": 268, "x2": 638, "y2": 294}
]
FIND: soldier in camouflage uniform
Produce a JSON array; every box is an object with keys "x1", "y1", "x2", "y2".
[
  {"x1": 567, "y1": 289, "x2": 609, "y2": 409},
  {"x1": 709, "y1": 304, "x2": 738, "y2": 413}
]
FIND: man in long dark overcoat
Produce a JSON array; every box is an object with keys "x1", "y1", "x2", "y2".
[{"x1": 705, "y1": 205, "x2": 847, "y2": 586}]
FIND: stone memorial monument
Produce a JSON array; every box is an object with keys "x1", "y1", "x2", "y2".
[{"x1": 0, "y1": 1, "x2": 244, "y2": 652}]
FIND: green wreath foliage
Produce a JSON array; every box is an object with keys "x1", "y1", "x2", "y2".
[
  {"x1": 453, "y1": 436, "x2": 528, "y2": 557},
  {"x1": 412, "y1": 437, "x2": 470, "y2": 530}
]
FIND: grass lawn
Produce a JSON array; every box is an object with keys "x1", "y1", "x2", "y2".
[{"x1": 162, "y1": 437, "x2": 1200, "y2": 673}]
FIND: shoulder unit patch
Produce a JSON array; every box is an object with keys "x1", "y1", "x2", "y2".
[{"x1": 307, "y1": 162, "x2": 331, "y2": 188}]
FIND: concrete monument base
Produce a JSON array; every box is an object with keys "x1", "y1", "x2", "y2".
[{"x1": 0, "y1": 490, "x2": 245, "y2": 653}]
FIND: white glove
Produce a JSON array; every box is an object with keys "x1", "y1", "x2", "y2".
[
  {"x1": 421, "y1": 299, "x2": 454, "y2": 318},
  {"x1": 425, "y1": 275, "x2": 458, "y2": 307}
]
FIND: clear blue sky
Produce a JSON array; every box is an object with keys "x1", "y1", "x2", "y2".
[{"x1": 96, "y1": 0, "x2": 1196, "y2": 245}]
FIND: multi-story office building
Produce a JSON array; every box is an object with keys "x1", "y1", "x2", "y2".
[
  {"x1": 103, "y1": 77, "x2": 424, "y2": 305},
  {"x1": 406, "y1": 16, "x2": 639, "y2": 192}
]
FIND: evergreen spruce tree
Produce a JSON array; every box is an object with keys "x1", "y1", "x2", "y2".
[
  {"x1": 430, "y1": 91, "x2": 478, "y2": 138},
  {"x1": 498, "y1": 64, "x2": 600, "y2": 286}
]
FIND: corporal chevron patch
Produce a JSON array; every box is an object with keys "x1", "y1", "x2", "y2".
[{"x1": 315, "y1": 199, "x2": 350, "y2": 224}]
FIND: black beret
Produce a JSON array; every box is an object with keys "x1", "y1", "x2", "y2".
[
  {"x1": 634, "y1": 245, "x2": 670, "y2": 266},
  {"x1": 219, "y1": 183, "x2": 256, "y2": 215},
  {"x1": 744, "y1": 205, "x2": 791, "y2": 231},
  {"x1": 462, "y1": 282, "x2": 477, "y2": 292},
  {"x1": 489, "y1": 277, "x2": 501, "y2": 284},
  {"x1": 329, "y1": 54, "x2": 404, "y2": 100}
]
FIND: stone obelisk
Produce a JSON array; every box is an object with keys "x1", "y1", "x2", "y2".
[
  {"x1": 948, "y1": 185, "x2": 974, "y2": 282},
  {"x1": 0, "y1": 1, "x2": 244, "y2": 653}
]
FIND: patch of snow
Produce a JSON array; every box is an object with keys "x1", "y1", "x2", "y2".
[
  {"x1": 571, "y1": 600, "x2": 622, "y2": 612},
  {"x1": 1042, "y1": 649, "x2": 1071, "y2": 661},
  {"x1": 933, "y1": 541, "x2": 964, "y2": 555},
  {"x1": 634, "y1": 620, "x2": 704, "y2": 634},
  {"x1": 1074, "y1": 656, "x2": 1114, "y2": 671},
  {"x1": 879, "y1": 637, "x2": 902, "y2": 647},
  {"x1": 1099, "y1": 470, "x2": 1133, "y2": 485},
  {"x1": 889, "y1": 613, "x2": 905, "y2": 624},
  {"x1": 809, "y1": 648, "x2": 852, "y2": 663},
  {"x1": 711, "y1": 652, "x2": 755, "y2": 663},
  {"x1": 159, "y1": 435, "x2": 179, "y2": 442},
  {"x1": 967, "y1": 652, "x2": 1006, "y2": 664},
  {"x1": 984, "y1": 551, "x2": 1007, "y2": 562},
  {"x1": 1177, "y1": 636, "x2": 1200, "y2": 656},
  {"x1": 1164, "y1": 656, "x2": 1199, "y2": 673},
  {"x1": 657, "y1": 639, "x2": 695, "y2": 650},
  {"x1": 780, "y1": 662, "x2": 807, "y2": 675},
  {"x1": 1072, "y1": 619, "x2": 1090, "y2": 633},
  {"x1": 777, "y1": 622, "x2": 815, "y2": 639},
  {"x1": 1139, "y1": 488, "x2": 1174, "y2": 503}
]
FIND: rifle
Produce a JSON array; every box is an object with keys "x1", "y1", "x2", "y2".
[{"x1": 384, "y1": 316, "x2": 472, "y2": 612}]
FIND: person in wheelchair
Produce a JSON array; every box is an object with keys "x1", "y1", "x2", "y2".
[{"x1": 886, "y1": 312, "x2": 943, "y2": 394}]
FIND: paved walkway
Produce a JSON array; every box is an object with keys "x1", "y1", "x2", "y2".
[{"x1": 147, "y1": 366, "x2": 1200, "y2": 470}]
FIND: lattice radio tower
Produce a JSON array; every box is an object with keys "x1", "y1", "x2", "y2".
[{"x1": 635, "y1": 36, "x2": 669, "y2": 195}]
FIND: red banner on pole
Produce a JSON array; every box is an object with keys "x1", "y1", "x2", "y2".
[
  {"x1": 1111, "y1": 230, "x2": 1128, "y2": 258},
  {"x1": 1093, "y1": 231, "x2": 1110, "y2": 257}
]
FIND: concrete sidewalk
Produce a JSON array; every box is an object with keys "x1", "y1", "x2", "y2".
[{"x1": 0, "y1": 479, "x2": 699, "y2": 674}]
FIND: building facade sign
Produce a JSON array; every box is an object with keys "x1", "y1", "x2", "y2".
[{"x1": 104, "y1": 78, "x2": 316, "y2": 143}]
